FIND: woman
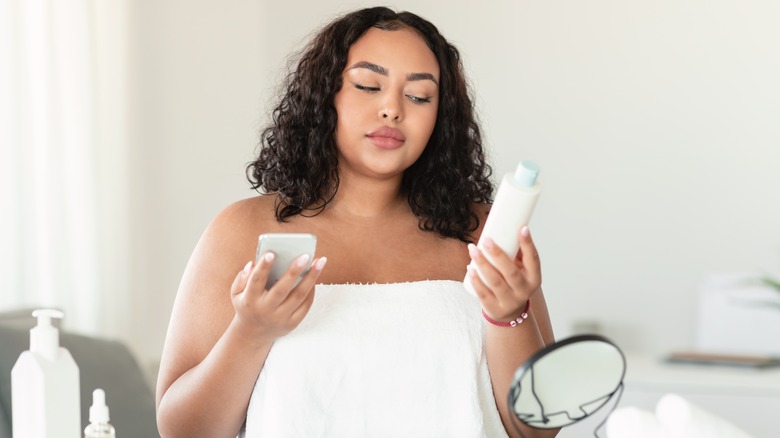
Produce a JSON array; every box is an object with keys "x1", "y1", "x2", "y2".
[{"x1": 156, "y1": 7, "x2": 556, "y2": 438}]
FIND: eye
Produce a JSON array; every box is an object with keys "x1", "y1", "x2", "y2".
[
  {"x1": 406, "y1": 95, "x2": 432, "y2": 104},
  {"x1": 355, "y1": 83, "x2": 380, "y2": 93}
]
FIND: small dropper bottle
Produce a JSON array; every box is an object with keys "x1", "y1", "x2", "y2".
[{"x1": 84, "y1": 389, "x2": 116, "y2": 438}]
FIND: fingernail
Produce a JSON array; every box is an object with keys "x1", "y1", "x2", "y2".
[
  {"x1": 521, "y1": 226, "x2": 529, "y2": 237},
  {"x1": 263, "y1": 252, "x2": 275, "y2": 263},
  {"x1": 314, "y1": 257, "x2": 327, "y2": 270},
  {"x1": 243, "y1": 261, "x2": 253, "y2": 274},
  {"x1": 483, "y1": 238, "x2": 494, "y2": 250},
  {"x1": 467, "y1": 266, "x2": 477, "y2": 278},
  {"x1": 296, "y1": 254, "x2": 311, "y2": 267},
  {"x1": 468, "y1": 243, "x2": 480, "y2": 259}
]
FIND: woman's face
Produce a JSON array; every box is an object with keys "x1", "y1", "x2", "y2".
[{"x1": 333, "y1": 26, "x2": 440, "y2": 181}]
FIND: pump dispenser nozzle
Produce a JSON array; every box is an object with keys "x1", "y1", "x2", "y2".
[{"x1": 30, "y1": 309, "x2": 64, "y2": 361}]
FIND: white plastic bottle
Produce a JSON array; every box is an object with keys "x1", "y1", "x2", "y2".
[
  {"x1": 84, "y1": 389, "x2": 116, "y2": 438},
  {"x1": 11, "y1": 309, "x2": 81, "y2": 438},
  {"x1": 464, "y1": 160, "x2": 541, "y2": 295}
]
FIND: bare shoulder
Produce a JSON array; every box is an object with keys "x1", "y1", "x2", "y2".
[
  {"x1": 183, "y1": 194, "x2": 282, "y2": 303},
  {"x1": 156, "y1": 194, "x2": 279, "y2": 401},
  {"x1": 210, "y1": 194, "x2": 279, "y2": 233},
  {"x1": 191, "y1": 196, "x2": 276, "y2": 266}
]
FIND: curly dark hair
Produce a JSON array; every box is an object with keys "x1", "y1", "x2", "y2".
[{"x1": 247, "y1": 6, "x2": 493, "y2": 242}]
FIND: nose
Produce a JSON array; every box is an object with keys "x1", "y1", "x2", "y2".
[{"x1": 379, "y1": 93, "x2": 403, "y2": 122}]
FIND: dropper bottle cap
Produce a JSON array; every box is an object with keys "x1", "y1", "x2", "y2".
[
  {"x1": 514, "y1": 160, "x2": 540, "y2": 188},
  {"x1": 89, "y1": 389, "x2": 110, "y2": 423},
  {"x1": 30, "y1": 309, "x2": 63, "y2": 361}
]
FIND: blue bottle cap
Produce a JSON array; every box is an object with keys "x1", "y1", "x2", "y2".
[{"x1": 514, "y1": 160, "x2": 540, "y2": 188}]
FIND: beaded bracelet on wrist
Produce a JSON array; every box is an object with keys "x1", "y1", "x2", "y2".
[{"x1": 481, "y1": 299, "x2": 531, "y2": 328}]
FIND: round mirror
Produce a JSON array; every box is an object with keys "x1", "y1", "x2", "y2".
[{"x1": 509, "y1": 334, "x2": 626, "y2": 429}]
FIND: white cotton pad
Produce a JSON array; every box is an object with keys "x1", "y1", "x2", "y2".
[
  {"x1": 605, "y1": 406, "x2": 662, "y2": 438},
  {"x1": 655, "y1": 393, "x2": 756, "y2": 438}
]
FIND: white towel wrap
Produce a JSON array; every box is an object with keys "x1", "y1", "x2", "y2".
[{"x1": 242, "y1": 280, "x2": 507, "y2": 438}]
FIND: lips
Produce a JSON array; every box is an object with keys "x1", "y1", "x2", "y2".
[{"x1": 366, "y1": 126, "x2": 406, "y2": 149}]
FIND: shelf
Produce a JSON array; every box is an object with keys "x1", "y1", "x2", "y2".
[{"x1": 623, "y1": 352, "x2": 780, "y2": 396}]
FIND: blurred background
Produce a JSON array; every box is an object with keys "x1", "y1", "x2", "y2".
[{"x1": 2, "y1": 0, "x2": 779, "y2": 421}]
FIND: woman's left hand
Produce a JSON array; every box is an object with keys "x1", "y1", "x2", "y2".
[{"x1": 466, "y1": 226, "x2": 541, "y2": 322}]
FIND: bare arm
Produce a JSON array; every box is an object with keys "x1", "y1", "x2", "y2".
[
  {"x1": 484, "y1": 292, "x2": 557, "y2": 438},
  {"x1": 156, "y1": 315, "x2": 274, "y2": 438},
  {"x1": 155, "y1": 202, "x2": 326, "y2": 438},
  {"x1": 467, "y1": 227, "x2": 558, "y2": 438}
]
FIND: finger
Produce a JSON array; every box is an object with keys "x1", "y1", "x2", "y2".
[
  {"x1": 468, "y1": 243, "x2": 511, "y2": 297},
  {"x1": 230, "y1": 261, "x2": 254, "y2": 297},
  {"x1": 289, "y1": 281, "x2": 317, "y2": 324},
  {"x1": 479, "y1": 238, "x2": 526, "y2": 293},
  {"x1": 280, "y1": 256, "x2": 327, "y2": 311},
  {"x1": 245, "y1": 251, "x2": 275, "y2": 300},
  {"x1": 264, "y1": 253, "x2": 313, "y2": 306},
  {"x1": 517, "y1": 226, "x2": 542, "y2": 285},
  {"x1": 465, "y1": 264, "x2": 498, "y2": 308}
]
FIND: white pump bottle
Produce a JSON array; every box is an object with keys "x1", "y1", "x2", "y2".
[
  {"x1": 464, "y1": 160, "x2": 541, "y2": 296},
  {"x1": 11, "y1": 309, "x2": 81, "y2": 438}
]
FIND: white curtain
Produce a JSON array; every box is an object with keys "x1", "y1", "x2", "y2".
[{"x1": 0, "y1": 0, "x2": 128, "y2": 337}]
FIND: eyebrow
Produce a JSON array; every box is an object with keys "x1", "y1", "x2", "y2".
[{"x1": 347, "y1": 61, "x2": 439, "y2": 86}]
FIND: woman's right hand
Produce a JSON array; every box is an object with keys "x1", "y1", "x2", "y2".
[{"x1": 230, "y1": 252, "x2": 327, "y2": 342}]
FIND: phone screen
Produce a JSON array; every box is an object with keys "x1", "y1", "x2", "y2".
[{"x1": 255, "y1": 233, "x2": 317, "y2": 289}]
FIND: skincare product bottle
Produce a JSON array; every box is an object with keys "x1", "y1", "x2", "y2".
[
  {"x1": 464, "y1": 160, "x2": 541, "y2": 296},
  {"x1": 84, "y1": 389, "x2": 116, "y2": 438},
  {"x1": 11, "y1": 309, "x2": 81, "y2": 438}
]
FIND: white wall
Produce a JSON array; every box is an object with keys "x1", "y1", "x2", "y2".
[
  {"x1": 127, "y1": 0, "x2": 265, "y2": 365},
  {"x1": 126, "y1": 0, "x2": 780, "y2": 368}
]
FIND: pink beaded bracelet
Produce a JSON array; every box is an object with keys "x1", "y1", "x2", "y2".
[{"x1": 482, "y1": 299, "x2": 531, "y2": 328}]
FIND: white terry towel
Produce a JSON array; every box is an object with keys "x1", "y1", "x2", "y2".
[{"x1": 242, "y1": 280, "x2": 507, "y2": 438}]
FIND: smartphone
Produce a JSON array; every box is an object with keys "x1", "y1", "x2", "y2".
[{"x1": 255, "y1": 233, "x2": 317, "y2": 289}]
